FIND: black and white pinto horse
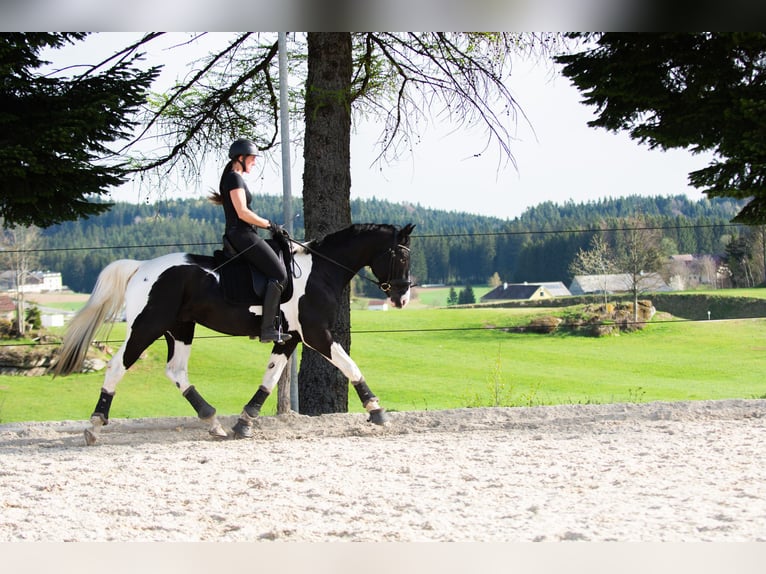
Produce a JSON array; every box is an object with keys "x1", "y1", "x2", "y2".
[{"x1": 54, "y1": 223, "x2": 415, "y2": 445}]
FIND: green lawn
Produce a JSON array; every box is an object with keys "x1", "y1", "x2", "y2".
[
  {"x1": 351, "y1": 308, "x2": 766, "y2": 410},
  {"x1": 1, "y1": 305, "x2": 764, "y2": 423},
  {"x1": 406, "y1": 285, "x2": 494, "y2": 308},
  {"x1": 683, "y1": 287, "x2": 766, "y2": 299}
]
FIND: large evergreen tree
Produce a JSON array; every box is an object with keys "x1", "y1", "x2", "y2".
[
  {"x1": 0, "y1": 33, "x2": 160, "y2": 227},
  {"x1": 556, "y1": 33, "x2": 766, "y2": 224}
]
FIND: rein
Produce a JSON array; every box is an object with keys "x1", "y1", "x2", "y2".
[
  {"x1": 209, "y1": 227, "x2": 411, "y2": 295},
  {"x1": 285, "y1": 234, "x2": 410, "y2": 295}
]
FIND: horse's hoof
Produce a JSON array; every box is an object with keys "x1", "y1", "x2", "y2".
[
  {"x1": 231, "y1": 419, "x2": 253, "y2": 439},
  {"x1": 368, "y1": 408, "x2": 389, "y2": 426},
  {"x1": 84, "y1": 429, "x2": 98, "y2": 446},
  {"x1": 205, "y1": 418, "x2": 228, "y2": 439}
]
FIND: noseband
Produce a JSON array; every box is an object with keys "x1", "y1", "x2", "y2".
[{"x1": 373, "y1": 242, "x2": 412, "y2": 296}]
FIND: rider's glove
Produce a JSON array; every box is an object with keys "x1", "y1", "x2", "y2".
[{"x1": 268, "y1": 221, "x2": 288, "y2": 237}]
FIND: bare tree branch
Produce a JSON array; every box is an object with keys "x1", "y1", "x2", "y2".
[
  {"x1": 350, "y1": 32, "x2": 561, "y2": 170},
  {"x1": 110, "y1": 32, "x2": 563, "y2": 194},
  {"x1": 125, "y1": 35, "x2": 280, "y2": 176}
]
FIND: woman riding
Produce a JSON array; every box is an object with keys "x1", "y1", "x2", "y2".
[{"x1": 209, "y1": 138, "x2": 291, "y2": 344}]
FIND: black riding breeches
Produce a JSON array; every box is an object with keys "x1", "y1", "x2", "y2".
[{"x1": 226, "y1": 228, "x2": 288, "y2": 284}]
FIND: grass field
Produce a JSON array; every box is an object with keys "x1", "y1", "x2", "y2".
[
  {"x1": 1, "y1": 301, "x2": 765, "y2": 423},
  {"x1": 682, "y1": 287, "x2": 766, "y2": 299},
  {"x1": 408, "y1": 286, "x2": 493, "y2": 308}
]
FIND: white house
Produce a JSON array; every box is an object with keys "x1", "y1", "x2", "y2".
[
  {"x1": 569, "y1": 273, "x2": 671, "y2": 295},
  {"x1": 0, "y1": 271, "x2": 63, "y2": 293}
]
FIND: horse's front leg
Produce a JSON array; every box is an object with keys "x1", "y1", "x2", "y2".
[
  {"x1": 325, "y1": 341, "x2": 389, "y2": 425},
  {"x1": 232, "y1": 339, "x2": 298, "y2": 439}
]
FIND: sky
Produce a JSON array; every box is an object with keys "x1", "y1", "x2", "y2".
[
  {"x1": 345, "y1": 59, "x2": 712, "y2": 220},
  {"x1": 51, "y1": 32, "x2": 714, "y2": 222}
]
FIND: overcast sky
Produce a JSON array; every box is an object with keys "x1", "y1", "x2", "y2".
[{"x1": 54, "y1": 33, "x2": 714, "y2": 221}]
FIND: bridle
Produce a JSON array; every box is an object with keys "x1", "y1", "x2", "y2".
[
  {"x1": 286, "y1": 232, "x2": 412, "y2": 296},
  {"x1": 370, "y1": 241, "x2": 412, "y2": 296}
]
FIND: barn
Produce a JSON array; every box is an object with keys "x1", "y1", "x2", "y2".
[{"x1": 568, "y1": 273, "x2": 671, "y2": 295}]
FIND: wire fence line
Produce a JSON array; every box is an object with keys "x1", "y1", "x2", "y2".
[{"x1": 0, "y1": 221, "x2": 746, "y2": 255}]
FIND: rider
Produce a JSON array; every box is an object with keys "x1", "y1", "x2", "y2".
[{"x1": 209, "y1": 138, "x2": 291, "y2": 344}]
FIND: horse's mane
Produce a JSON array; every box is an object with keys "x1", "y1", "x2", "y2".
[{"x1": 297, "y1": 223, "x2": 397, "y2": 254}]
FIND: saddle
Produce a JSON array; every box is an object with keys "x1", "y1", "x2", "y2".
[{"x1": 213, "y1": 232, "x2": 294, "y2": 306}]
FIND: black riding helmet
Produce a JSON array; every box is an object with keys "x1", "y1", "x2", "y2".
[{"x1": 228, "y1": 138, "x2": 258, "y2": 171}]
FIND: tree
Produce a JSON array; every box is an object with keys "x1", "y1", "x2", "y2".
[
  {"x1": 723, "y1": 226, "x2": 766, "y2": 287},
  {"x1": 26, "y1": 305, "x2": 41, "y2": 330},
  {"x1": 298, "y1": 33, "x2": 354, "y2": 415},
  {"x1": 0, "y1": 223, "x2": 39, "y2": 336},
  {"x1": 556, "y1": 33, "x2": 766, "y2": 224},
  {"x1": 666, "y1": 258, "x2": 693, "y2": 291},
  {"x1": 458, "y1": 284, "x2": 476, "y2": 305},
  {"x1": 615, "y1": 219, "x2": 664, "y2": 321},
  {"x1": 0, "y1": 33, "x2": 160, "y2": 227},
  {"x1": 425, "y1": 236, "x2": 450, "y2": 284},
  {"x1": 568, "y1": 235, "x2": 617, "y2": 305},
  {"x1": 725, "y1": 235, "x2": 755, "y2": 287},
  {"x1": 699, "y1": 255, "x2": 719, "y2": 288},
  {"x1": 446, "y1": 287, "x2": 458, "y2": 306},
  {"x1": 748, "y1": 225, "x2": 766, "y2": 285}
]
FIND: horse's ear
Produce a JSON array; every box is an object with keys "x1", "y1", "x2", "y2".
[{"x1": 399, "y1": 223, "x2": 415, "y2": 240}]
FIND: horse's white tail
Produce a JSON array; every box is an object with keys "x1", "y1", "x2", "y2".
[{"x1": 52, "y1": 259, "x2": 142, "y2": 376}]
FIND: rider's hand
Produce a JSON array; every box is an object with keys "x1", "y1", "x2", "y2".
[{"x1": 268, "y1": 221, "x2": 288, "y2": 237}]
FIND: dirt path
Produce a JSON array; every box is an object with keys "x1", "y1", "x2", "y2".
[{"x1": 1, "y1": 399, "x2": 765, "y2": 542}]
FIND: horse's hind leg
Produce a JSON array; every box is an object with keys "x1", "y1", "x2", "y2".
[
  {"x1": 85, "y1": 321, "x2": 161, "y2": 445},
  {"x1": 85, "y1": 317, "x2": 166, "y2": 445},
  {"x1": 232, "y1": 338, "x2": 298, "y2": 439},
  {"x1": 164, "y1": 326, "x2": 226, "y2": 439},
  {"x1": 84, "y1": 344, "x2": 129, "y2": 445}
]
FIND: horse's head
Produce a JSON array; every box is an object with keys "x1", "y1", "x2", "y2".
[{"x1": 370, "y1": 223, "x2": 415, "y2": 309}]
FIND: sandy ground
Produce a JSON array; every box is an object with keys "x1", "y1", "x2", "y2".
[{"x1": 1, "y1": 399, "x2": 765, "y2": 542}]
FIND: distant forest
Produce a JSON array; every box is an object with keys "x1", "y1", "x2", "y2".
[{"x1": 37, "y1": 194, "x2": 751, "y2": 294}]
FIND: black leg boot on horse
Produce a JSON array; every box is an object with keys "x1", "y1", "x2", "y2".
[{"x1": 260, "y1": 280, "x2": 291, "y2": 344}]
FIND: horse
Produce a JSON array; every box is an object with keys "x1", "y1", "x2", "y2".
[{"x1": 53, "y1": 223, "x2": 415, "y2": 445}]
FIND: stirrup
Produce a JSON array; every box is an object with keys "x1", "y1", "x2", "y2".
[{"x1": 260, "y1": 325, "x2": 291, "y2": 344}]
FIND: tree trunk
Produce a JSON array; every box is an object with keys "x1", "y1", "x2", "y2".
[
  {"x1": 298, "y1": 33, "x2": 353, "y2": 416},
  {"x1": 15, "y1": 288, "x2": 25, "y2": 336},
  {"x1": 633, "y1": 289, "x2": 639, "y2": 323}
]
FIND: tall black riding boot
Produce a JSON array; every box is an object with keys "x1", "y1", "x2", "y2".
[{"x1": 260, "y1": 281, "x2": 291, "y2": 344}]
